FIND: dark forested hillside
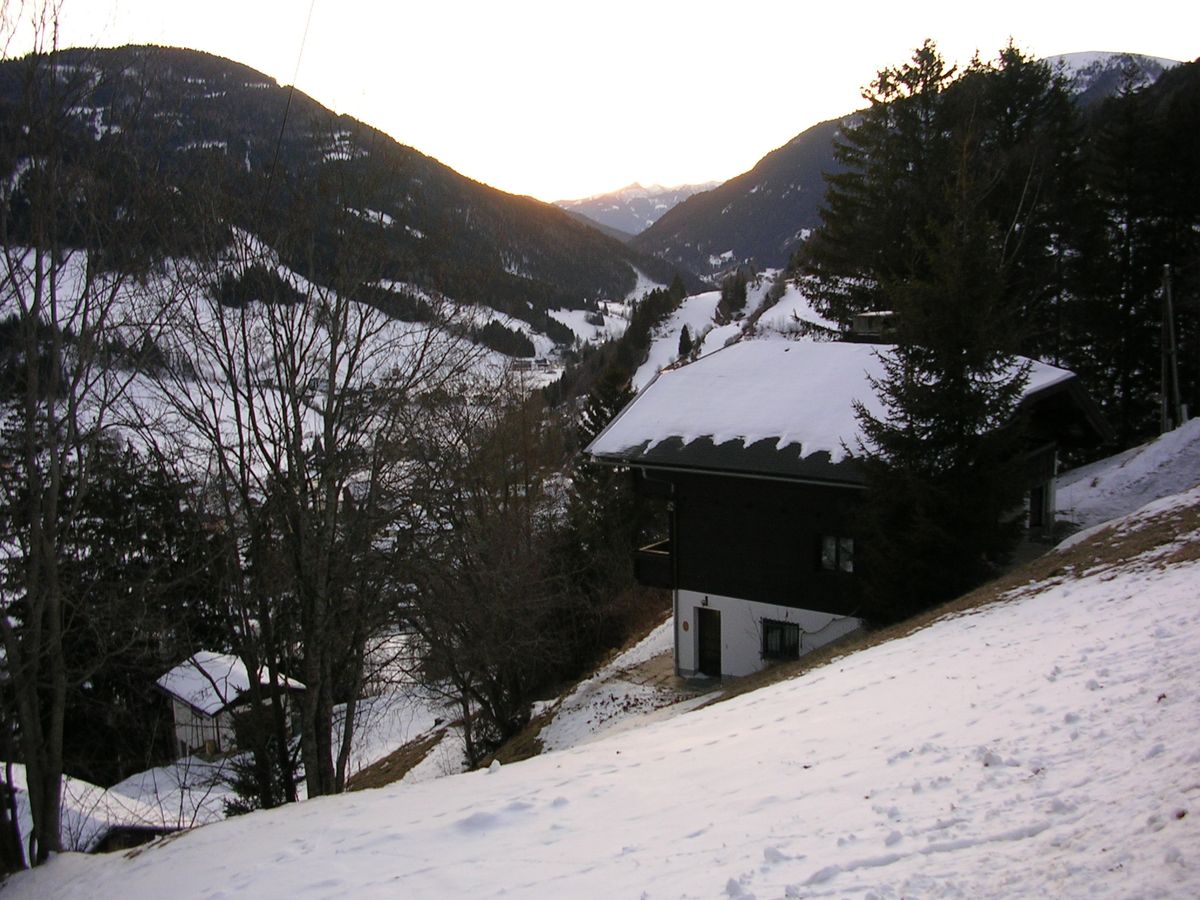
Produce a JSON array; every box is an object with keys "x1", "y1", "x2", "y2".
[
  {"x1": 631, "y1": 117, "x2": 843, "y2": 274},
  {"x1": 0, "y1": 45, "x2": 684, "y2": 338}
]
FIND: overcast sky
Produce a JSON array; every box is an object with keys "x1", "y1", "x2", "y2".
[{"x1": 14, "y1": 1, "x2": 1200, "y2": 201}]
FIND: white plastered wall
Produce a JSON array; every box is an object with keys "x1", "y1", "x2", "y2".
[{"x1": 675, "y1": 589, "x2": 861, "y2": 678}]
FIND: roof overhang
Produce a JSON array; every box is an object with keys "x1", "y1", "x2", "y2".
[
  {"x1": 591, "y1": 436, "x2": 868, "y2": 488},
  {"x1": 585, "y1": 340, "x2": 1113, "y2": 485}
]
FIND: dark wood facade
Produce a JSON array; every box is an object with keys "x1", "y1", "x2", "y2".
[{"x1": 635, "y1": 469, "x2": 865, "y2": 618}]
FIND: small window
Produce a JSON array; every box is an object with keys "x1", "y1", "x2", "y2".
[
  {"x1": 820, "y1": 535, "x2": 855, "y2": 573},
  {"x1": 763, "y1": 619, "x2": 800, "y2": 660}
]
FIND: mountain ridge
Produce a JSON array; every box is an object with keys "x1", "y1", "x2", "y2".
[
  {"x1": 631, "y1": 50, "x2": 1183, "y2": 276},
  {"x1": 0, "y1": 44, "x2": 693, "y2": 353}
]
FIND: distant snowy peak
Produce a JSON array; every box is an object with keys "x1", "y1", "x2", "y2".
[
  {"x1": 555, "y1": 181, "x2": 720, "y2": 236},
  {"x1": 1047, "y1": 51, "x2": 1181, "y2": 104},
  {"x1": 568, "y1": 181, "x2": 719, "y2": 204}
]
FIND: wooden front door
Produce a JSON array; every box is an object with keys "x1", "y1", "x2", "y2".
[{"x1": 697, "y1": 607, "x2": 722, "y2": 677}]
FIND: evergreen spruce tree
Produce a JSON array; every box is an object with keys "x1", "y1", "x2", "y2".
[
  {"x1": 716, "y1": 271, "x2": 749, "y2": 322},
  {"x1": 801, "y1": 40, "x2": 956, "y2": 324},
  {"x1": 0, "y1": 431, "x2": 226, "y2": 786},
  {"x1": 853, "y1": 109, "x2": 1031, "y2": 623},
  {"x1": 1072, "y1": 63, "x2": 1200, "y2": 442},
  {"x1": 1078, "y1": 77, "x2": 1161, "y2": 443},
  {"x1": 801, "y1": 41, "x2": 1082, "y2": 360},
  {"x1": 961, "y1": 44, "x2": 1083, "y2": 363},
  {"x1": 677, "y1": 325, "x2": 693, "y2": 360}
]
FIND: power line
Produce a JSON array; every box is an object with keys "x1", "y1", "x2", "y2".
[{"x1": 262, "y1": 0, "x2": 318, "y2": 206}]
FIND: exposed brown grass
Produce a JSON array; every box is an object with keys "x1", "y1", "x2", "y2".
[
  {"x1": 488, "y1": 707, "x2": 555, "y2": 767},
  {"x1": 346, "y1": 729, "x2": 446, "y2": 792}
]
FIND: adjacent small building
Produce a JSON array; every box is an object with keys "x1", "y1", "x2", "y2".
[
  {"x1": 156, "y1": 651, "x2": 305, "y2": 758},
  {"x1": 587, "y1": 339, "x2": 1108, "y2": 680}
]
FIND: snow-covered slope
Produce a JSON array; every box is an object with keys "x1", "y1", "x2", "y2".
[
  {"x1": 11, "y1": 478, "x2": 1199, "y2": 897},
  {"x1": 631, "y1": 269, "x2": 818, "y2": 390},
  {"x1": 1057, "y1": 418, "x2": 1200, "y2": 529},
  {"x1": 1048, "y1": 51, "x2": 1180, "y2": 105},
  {"x1": 632, "y1": 289, "x2": 721, "y2": 391}
]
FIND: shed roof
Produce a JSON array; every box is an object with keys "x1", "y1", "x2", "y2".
[
  {"x1": 8, "y1": 763, "x2": 182, "y2": 853},
  {"x1": 587, "y1": 339, "x2": 1082, "y2": 484},
  {"x1": 156, "y1": 651, "x2": 305, "y2": 717}
]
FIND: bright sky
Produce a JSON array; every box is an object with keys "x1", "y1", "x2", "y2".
[{"x1": 14, "y1": 1, "x2": 1200, "y2": 201}]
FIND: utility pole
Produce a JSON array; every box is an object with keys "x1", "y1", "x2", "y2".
[{"x1": 1161, "y1": 264, "x2": 1184, "y2": 432}]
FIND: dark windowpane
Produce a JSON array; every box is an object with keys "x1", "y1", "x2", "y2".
[
  {"x1": 819, "y1": 534, "x2": 855, "y2": 574},
  {"x1": 820, "y1": 535, "x2": 837, "y2": 571},
  {"x1": 1029, "y1": 484, "x2": 1046, "y2": 528},
  {"x1": 763, "y1": 619, "x2": 800, "y2": 660},
  {"x1": 839, "y1": 537, "x2": 854, "y2": 573}
]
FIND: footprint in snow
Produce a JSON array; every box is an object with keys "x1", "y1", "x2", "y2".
[
  {"x1": 724, "y1": 876, "x2": 754, "y2": 898},
  {"x1": 456, "y1": 810, "x2": 500, "y2": 832},
  {"x1": 762, "y1": 846, "x2": 797, "y2": 864}
]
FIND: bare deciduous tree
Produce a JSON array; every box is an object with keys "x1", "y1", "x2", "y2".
[
  {"x1": 139, "y1": 172, "x2": 481, "y2": 797},
  {"x1": 0, "y1": 5, "x2": 172, "y2": 865}
]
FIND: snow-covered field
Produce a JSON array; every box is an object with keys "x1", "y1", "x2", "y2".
[
  {"x1": 9, "y1": 427, "x2": 1199, "y2": 897},
  {"x1": 631, "y1": 271, "x2": 844, "y2": 391},
  {"x1": 633, "y1": 289, "x2": 721, "y2": 390},
  {"x1": 548, "y1": 303, "x2": 630, "y2": 345}
]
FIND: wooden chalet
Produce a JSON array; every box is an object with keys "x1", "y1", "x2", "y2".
[
  {"x1": 587, "y1": 339, "x2": 1109, "y2": 680},
  {"x1": 156, "y1": 651, "x2": 305, "y2": 758}
]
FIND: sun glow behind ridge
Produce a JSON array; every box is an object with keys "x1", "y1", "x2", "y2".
[{"x1": 22, "y1": 0, "x2": 1200, "y2": 201}]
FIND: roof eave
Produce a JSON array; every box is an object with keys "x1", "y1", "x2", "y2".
[{"x1": 590, "y1": 451, "x2": 868, "y2": 489}]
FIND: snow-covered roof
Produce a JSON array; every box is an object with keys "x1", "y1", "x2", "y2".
[
  {"x1": 8, "y1": 764, "x2": 180, "y2": 853},
  {"x1": 588, "y1": 339, "x2": 1076, "y2": 482},
  {"x1": 156, "y1": 651, "x2": 305, "y2": 717}
]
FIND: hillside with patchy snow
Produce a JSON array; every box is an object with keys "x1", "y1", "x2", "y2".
[{"x1": 8, "y1": 423, "x2": 1199, "y2": 898}]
